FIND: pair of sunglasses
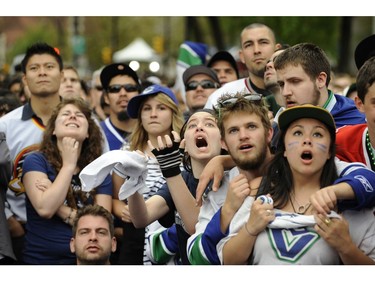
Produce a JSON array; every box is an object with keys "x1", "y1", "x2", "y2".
[
  {"x1": 216, "y1": 93, "x2": 263, "y2": 108},
  {"x1": 107, "y1": 84, "x2": 139, "y2": 94},
  {"x1": 185, "y1": 80, "x2": 219, "y2": 91}
]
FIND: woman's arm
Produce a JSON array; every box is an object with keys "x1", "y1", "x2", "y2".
[
  {"x1": 196, "y1": 155, "x2": 235, "y2": 206},
  {"x1": 112, "y1": 168, "x2": 168, "y2": 228},
  {"x1": 149, "y1": 132, "x2": 200, "y2": 234},
  {"x1": 163, "y1": 175, "x2": 199, "y2": 234},
  {"x1": 24, "y1": 166, "x2": 76, "y2": 218}
]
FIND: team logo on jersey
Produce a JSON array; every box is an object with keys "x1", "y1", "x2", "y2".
[
  {"x1": 354, "y1": 175, "x2": 373, "y2": 192},
  {"x1": 8, "y1": 144, "x2": 40, "y2": 196},
  {"x1": 267, "y1": 227, "x2": 320, "y2": 263}
]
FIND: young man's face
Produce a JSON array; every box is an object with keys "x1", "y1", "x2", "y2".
[
  {"x1": 70, "y1": 215, "x2": 116, "y2": 265},
  {"x1": 23, "y1": 54, "x2": 63, "y2": 97},
  {"x1": 185, "y1": 73, "x2": 218, "y2": 112},
  {"x1": 276, "y1": 64, "x2": 322, "y2": 108},
  {"x1": 59, "y1": 69, "x2": 82, "y2": 99},
  {"x1": 210, "y1": 60, "x2": 238, "y2": 86},
  {"x1": 222, "y1": 111, "x2": 271, "y2": 171},
  {"x1": 239, "y1": 26, "x2": 277, "y2": 79},
  {"x1": 105, "y1": 75, "x2": 139, "y2": 118}
]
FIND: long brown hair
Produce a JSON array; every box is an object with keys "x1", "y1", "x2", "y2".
[
  {"x1": 40, "y1": 97, "x2": 103, "y2": 172},
  {"x1": 39, "y1": 98, "x2": 104, "y2": 208}
]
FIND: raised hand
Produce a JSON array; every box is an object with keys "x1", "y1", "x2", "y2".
[
  {"x1": 60, "y1": 136, "x2": 80, "y2": 170},
  {"x1": 148, "y1": 131, "x2": 182, "y2": 178}
]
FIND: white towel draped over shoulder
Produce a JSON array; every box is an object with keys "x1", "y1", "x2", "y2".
[{"x1": 79, "y1": 150, "x2": 148, "y2": 200}]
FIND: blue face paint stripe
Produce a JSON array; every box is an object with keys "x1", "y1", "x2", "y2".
[
  {"x1": 316, "y1": 143, "x2": 328, "y2": 152},
  {"x1": 287, "y1": 141, "x2": 299, "y2": 147}
]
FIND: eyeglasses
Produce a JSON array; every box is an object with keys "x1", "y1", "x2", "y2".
[
  {"x1": 94, "y1": 85, "x2": 103, "y2": 91},
  {"x1": 107, "y1": 84, "x2": 139, "y2": 94},
  {"x1": 216, "y1": 93, "x2": 263, "y2": 109},
  {"x1": 185, "y1": 80, "x2": 219, "y2": 91}
]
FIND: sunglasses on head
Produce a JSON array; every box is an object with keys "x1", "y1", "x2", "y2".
[
  {"x1": 107, "y1": 84, "x2": 139, "y2": 94},
  {"x1": 216, "y1": 93, "x2": 263, "y2": 109},
  {"x1": 186, "y1": 80, "x2": 218, "y2": 91}
]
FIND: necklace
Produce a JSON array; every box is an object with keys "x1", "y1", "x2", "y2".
[
  {"x1": 365, "y1": 131, "x2": 375, "y2": 171},
  {"x1": 290, "y1": 197, "x2": 311, "y2": 215}
]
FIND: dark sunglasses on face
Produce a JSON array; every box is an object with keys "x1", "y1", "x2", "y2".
[
  {"x1": 185, "y1": 80, "x2": 219, "y2": 91},
  {"x1": 216, "y1": 93, "x2": 263, "y2": 109},
  {"x1": 94, "y1": 85, "x2": 103, "y2": 91},
  {"x1": 107, "y1": 84, "x2": 139, "y2": 94}
]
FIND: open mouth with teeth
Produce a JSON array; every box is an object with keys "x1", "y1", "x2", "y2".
[
  {"x1": 66, "y1": 123, "x2": 79, "y2": 128},
  {"x1": 301, "y1": 151, "x2": 312, "y2": 160},
  {"x1": 195, "y1": 136, "x2": 208, "y2": 148},
  {"x1": 240, "y1": 144, "x2": 253, "y2": 150}
]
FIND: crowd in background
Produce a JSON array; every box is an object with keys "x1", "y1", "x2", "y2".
[{"x1": 0, "y1": 22, "x2": 374, "y2": 266}]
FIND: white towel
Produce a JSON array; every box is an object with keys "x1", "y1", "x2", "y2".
[
  {"x1": 79, "y1": 150, "x2": 148, "y2": 200},
  {"x1": 268, "y1": 211, "x2": 341, "y2": 229}
]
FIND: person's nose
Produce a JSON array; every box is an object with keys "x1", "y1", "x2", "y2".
[
  {"x1": 265, "y1": 60, "x2": 273, "y2": 71},
  {"x1": 303, "y1": 138, "x2": 312, "y2": 145},
  {"x1": 281, "y1": 83, "x2": 291, "y2": 97},
  {"x1": 196, "y1": 123, "x2": 204, "y2": 132},
  {"x1": 150, "y1": 107, "x2": 158, "y2": 117},
  {"x1": 239, "y1": 127, "x2": 249, "y2": 140},
  {"x1": 253, "y1": 43, "x2": 261, "y2": 54},
  {"x1": 88, "y1": 231, "x2": 98, "y2": 241}
]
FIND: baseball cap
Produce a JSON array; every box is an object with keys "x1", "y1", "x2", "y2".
[
  {"x1": 100, "y1": 63, "x2": 141, "y2": 90},
  {"x1": 207, "y1": 51, "x2": 239, "y2": 79},
  {"x1": 127, "y1": 84, "x2": 178, "y2": 118},
  {"x1": 354, "y1": 34, "x2": 375, "y2": 70},
  {"x1": 182, "y1": 65, "x2": 220, "y2": 86},
  {"x1": 278, "y1": 104, "x2": 336, "y2": 133}
]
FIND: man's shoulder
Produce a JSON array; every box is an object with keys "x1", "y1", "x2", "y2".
[
  {"x1": 216, "y1": 78, "x2": 247, "y2": 93},
  {"x1": 0, "y1": 106, "x2": 24, "y2": 123},
  {"x1": 334, "y1": 94, "x2": 360, "y2": 110},
  {"x1": 336, "y1": 124, "x2": 366, "y2": 138}
]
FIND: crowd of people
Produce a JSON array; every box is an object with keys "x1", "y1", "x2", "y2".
[{"x1": 1, "y1": 22, "x2": 375, "y2": 266}]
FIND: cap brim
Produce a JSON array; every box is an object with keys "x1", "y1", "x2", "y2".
[
  {"x1": 207, "y1": 51, "x2": 236, "y2": 67},
  {"x1": 183, "y1": 65, "x2": 220, "y2": 85},
  {"x1": 278, "y1": 105, "x2": 336, "y2": 133},
  {"x1": 127, "y1": 94, "x2": 148, "y2": 118},
  {"x1": 127, "y1": 85, "x2": 178, "y2": 118}
]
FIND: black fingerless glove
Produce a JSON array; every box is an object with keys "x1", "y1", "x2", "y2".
[{"x1": 152, "y1": 141, "x2": 182, "y2": 178}]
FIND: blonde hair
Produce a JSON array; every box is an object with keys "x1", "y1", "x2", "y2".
[{"x1": 129, "y1": 93, "x2": 184, "y2": 151}]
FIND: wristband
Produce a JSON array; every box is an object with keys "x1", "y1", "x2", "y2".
[{"x1": 152, "y1": 141, "x2": 182, "y2": 178}]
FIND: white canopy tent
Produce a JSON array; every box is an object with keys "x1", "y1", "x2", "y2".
[{"x1": 112, "y1": 37, "x2": 160, "y2": 63}]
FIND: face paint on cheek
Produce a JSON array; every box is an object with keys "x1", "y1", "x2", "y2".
[
  {"x1": 287, "y1": 141, "x2": 299, "y2": 148},
  {"x1": 316, "y1": 143, "x2": 328, "y2": 152}
]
